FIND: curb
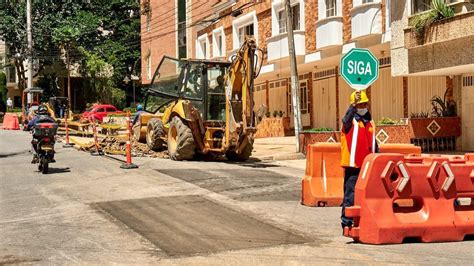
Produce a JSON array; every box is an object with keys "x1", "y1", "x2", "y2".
[{"x1": 254, "y1": 152, "x2": 305, "y2": 162}]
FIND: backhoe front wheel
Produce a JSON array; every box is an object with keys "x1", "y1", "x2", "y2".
[
  {"x1": 147, "y1": 118, "x2": 165, "y2": 151},
  {"x1": 168, "y1": 116, "x2": 195, "y2": 161}
]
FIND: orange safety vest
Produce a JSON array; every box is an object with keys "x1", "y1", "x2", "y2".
[{"x1": 341, "y1": 118, "x2": 376, "y2": 168}]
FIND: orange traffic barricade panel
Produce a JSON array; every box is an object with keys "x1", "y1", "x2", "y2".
[
  {"x1": 301, "y1": 143, "x2": 343, "y2": 207},
  {"x1": 379, "y1": 143, "x2": 421, "y2": 155},
  {"x1": 301, "y1": 143, "x2": 422, "y2": 207},
  {"x1": 344, "y1": 153, "x2": 474, "y2": 244},
  {"x1": 2, "y1": 113, "x2": 20, "y2": 130}
]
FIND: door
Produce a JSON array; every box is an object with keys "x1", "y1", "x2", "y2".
[
  {"x1": 462, "y1": 75, "x2": 474, "y2": 151},
  {"x1": 95, "y1": 108, "x2": 105, "y2": 121}
]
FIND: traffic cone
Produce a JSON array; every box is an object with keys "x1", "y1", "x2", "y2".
[{"x1": 121, "y1": 112, "x2": 138, "y2": 169}]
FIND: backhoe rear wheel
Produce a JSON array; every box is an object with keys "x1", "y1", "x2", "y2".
[
  {"x1": 146, "y1": 118, "x2": 165, "y2": 151},
  {"x1": 168, "y1": 116, "x2": 195, "y2": 161},
  {"x1": 226, "y1": 136, "x2": 253, "y2": 161}
]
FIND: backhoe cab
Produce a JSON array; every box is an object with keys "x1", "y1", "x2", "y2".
[{"x1": 137, "y1": 38, "x2": 259, "y2": 161}]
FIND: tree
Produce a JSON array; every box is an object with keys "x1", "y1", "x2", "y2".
[
  {"x1": 0, "y1": 72, "x2": 7, "y2": 112},
  {"x1": 0, "y1": 0, "x2": 141, "y2": 109}
]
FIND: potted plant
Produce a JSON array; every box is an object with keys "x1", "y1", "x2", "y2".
[
  {"x1": 408, "y1": 0, "x2": 455, "y2": 45},
  {"x1": 375, "y1": 117, "x2": 411, "y2": 144},
  {"x1": 409, "y1": 89, "x2": 461, "y2": 151}
]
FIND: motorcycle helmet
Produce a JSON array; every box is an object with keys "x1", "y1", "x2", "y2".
[{"x1": 37, "y1": 105, "x2": 48, "y2": 115}]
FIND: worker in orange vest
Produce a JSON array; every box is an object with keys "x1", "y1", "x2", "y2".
[{"x1": 340, "y1": 90, "x2": 378, "y2": 229}]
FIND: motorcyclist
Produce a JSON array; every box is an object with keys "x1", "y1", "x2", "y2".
[{"x1": 27, "y1": 105, "x2": 56, "y2": 164}]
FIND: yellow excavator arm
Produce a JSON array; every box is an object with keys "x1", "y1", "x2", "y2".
[{"x1": 225, "y1": 37, "x2": 261, "y2": 149}]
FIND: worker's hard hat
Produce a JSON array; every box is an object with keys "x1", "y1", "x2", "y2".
[
  {"x1": 136, "y1": 104, "x2": 143, "y2": 111},
  {"x1": 350, "y1": 90, "x2": 369, "y2": 104}
]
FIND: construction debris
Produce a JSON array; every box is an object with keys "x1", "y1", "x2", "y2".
[
  {"x1": 56, "y1": 117, "x2": 169, "y2": 158},
  {"x1": 58, "y1": 135, "x2": 169, "y2": 158}
]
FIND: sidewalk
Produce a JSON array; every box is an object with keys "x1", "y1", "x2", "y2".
[{"x1": 252, "y1": 136, "x2": 305, "y2": 162}]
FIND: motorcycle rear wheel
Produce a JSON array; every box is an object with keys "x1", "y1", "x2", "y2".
[{"x1": 41, "y1": 158, "x2": 49, "y2": 174}]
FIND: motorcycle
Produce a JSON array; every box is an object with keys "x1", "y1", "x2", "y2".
[{"x1": 33, "y1": 123, "x2": 58, "y2": 174}]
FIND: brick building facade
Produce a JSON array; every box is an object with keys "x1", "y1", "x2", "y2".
[{"x1": 141, "y1": 0, "x2": 474, "y2": 150}]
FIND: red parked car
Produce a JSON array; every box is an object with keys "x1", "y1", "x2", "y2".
[{"x1": 81, "y1": 104, "x2": 122, "y2": 123}]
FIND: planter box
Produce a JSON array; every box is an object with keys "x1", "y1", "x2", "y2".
[
  {"x1": 299, "y1": 131, "x2": 340, "y2": 154},
  {"x1": 255, "y1": 117, "x2": 291, "y2": 138},
  {"x1": 375, "y1": 124, "x2": 411, "y2": 144},
  {"x1": 409, "y1": 117, "x2": 461, "y2": 138},
  {"x1": 405, "y1": 11, "x2": 474, "y2": 48}
]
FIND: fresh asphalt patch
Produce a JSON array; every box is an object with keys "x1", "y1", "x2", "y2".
[
  {"x1": 94, "y1": 195, "x2": 308, "y2": 257},
  {"x1": 155, "y1": 168, "x2": 301, "y2": 202}
]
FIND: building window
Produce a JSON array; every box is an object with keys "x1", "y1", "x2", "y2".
[
  {"x1": 278, "y1": 4, "x2": 301, "y2": 34},
  {"x1": 212, "y1": 27, "x2": 225, "y2": 58},
  {"x1": 177, "y1": 0, "x2": 187, "y2": 59},
  {"x1": 412, "y1": 0, "x2": 431, "y2": 14},
  {"x1": 326, "y1": 0, "x2": 337, "y2": 17},
  {"x1": 238, "y1": 23, "x2": 254, "y2": 46},
  {"x1": 215, "y1": 33, "x2": 223, "y2": 56},
  {"x1": 146, "y1": 55, "x2": 151, "y2": 80},
  {"x1": 8, "y1": 66, "x2": 16, "y2": 83},
  {"x1": 200, "y1": 39, "x2": 207, "y2": 58},
  {"x1": 300, "y1": 81, "x2": 308, "y2": 114}
]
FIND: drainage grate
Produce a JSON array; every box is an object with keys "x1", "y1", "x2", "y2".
[{"x1": 95, "y1": 195, "x2": 308, "y2": 257}]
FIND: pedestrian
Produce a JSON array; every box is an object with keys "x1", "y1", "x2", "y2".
[
  {"x1": 340, "y1": 90, "x2": 378, "y2": 230},
  {"x1": 132, "y1": 104, "x2": 145, "y2": 126},
  {"x1": 6, "y1": 97, "x2": 13, "y2": 111},
  {"x1": 59, "y1": 103, "x2": 65, "y2": 118}
]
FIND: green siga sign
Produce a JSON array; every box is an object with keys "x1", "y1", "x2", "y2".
[{"x1": 340, "y1": 48, "x2": 379, "y2": 90}]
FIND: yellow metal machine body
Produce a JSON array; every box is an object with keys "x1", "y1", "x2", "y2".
[{"x1": 139, "y1": 38, "x2": 261, "y2": 160}]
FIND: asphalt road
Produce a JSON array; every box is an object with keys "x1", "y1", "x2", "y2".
[{"x1": 1, "y1": 130, "x2": 473, "y2": 264}]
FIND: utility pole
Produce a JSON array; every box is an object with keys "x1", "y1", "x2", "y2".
[
  {"x1": 284, "y1": 0, "x2": 302, "y2": 152},
  {"x1": 66, "y1": 45, "x2": 71, "y2": 111},
  {"x1": 26, "y1": 0, "x2": 33, "y2": 103}
]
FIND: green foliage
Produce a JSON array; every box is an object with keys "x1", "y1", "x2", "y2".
[
  {"x1": 377, "y1": 117, "x2": 403, "y2": 125},
  {"x1": 303, "y1": 127, "x2": 334, "y2": 133},
  {"x1": 410, "y1": 111, "x2": 430, "y2": 118},
  {"x1": 431, "y1": 0, "x2": 455, "y2": 19},
  {"x1": 431, "y1": 89, "x2": 457, "y2": 117},
  {"x1": 0, "y1": 72, "x2": 7, "y2": 112},
  {"x1": 110, "y1": 88, "x2": 126, "y2": 110},
  {"x1": 36, "y1": 74, "x2": 60, "y2": 102},
  {"x1": 409, "y1": 0, "x2": 455, "y2": 39},
  {"x1": 0, "y1": 0, "x2": 141, "y2": 108}
]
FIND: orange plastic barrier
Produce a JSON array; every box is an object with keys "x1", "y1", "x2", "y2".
[
  {"x1": 2, "y1": 113, "x2": 20, "y2": 130},
  {"x1": 379, "y1": 143, "x2": 421, "y2": 154},
  {"x1": 301, "y1": 143, "x2": 343, "y2": 207},
  {"x1": 344, "y1": 153, "x2": 474, "y2": 244},
  {"x1": 301, "y1": 143, "x2": 421, "y2": 207}
]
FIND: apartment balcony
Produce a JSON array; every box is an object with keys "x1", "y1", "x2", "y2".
[
  {"x1": 266, "y1": 30, "x2": 306, "y2": 62},
  {"x1": 351, "y1": 2, "x2": 382, "y2": 40},
  {"x1": 402, "y1": 11, "x2": 474, "y2": 74},
  {"x1": 316, "y1": 16, "x2": 343, "y2": 50}
]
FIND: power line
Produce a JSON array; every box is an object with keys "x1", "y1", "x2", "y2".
[{"x1": 140, "y1": 1, "x2": 257, "y2": 44}]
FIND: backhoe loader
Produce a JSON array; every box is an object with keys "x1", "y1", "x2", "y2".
[{"x1": 134, "y1": 38, "x2": 261, "y2": 161}]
